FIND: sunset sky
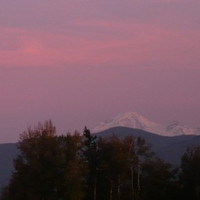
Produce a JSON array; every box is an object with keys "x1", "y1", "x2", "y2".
[{"x1": 0, "y1": 0, "x2": 200, "y2": 142}]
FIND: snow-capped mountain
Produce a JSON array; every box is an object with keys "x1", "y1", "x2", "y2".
[
  {"x1": 165, "y1": 121, "x2": 199, "y2": 136},
  {"x1": 92, "y1": 111, "x2": 200, "y2": 136}
]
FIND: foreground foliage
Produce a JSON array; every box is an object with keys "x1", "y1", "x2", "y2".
[
  {"x1": 1, "y1": 121, "x2": 200, "y2": 200},
  {"x1": 179, "y1": 145, "x2": 200, "y2": 200}
]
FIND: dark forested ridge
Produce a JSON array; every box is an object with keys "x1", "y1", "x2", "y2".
[{"x1": 0, "y1": 123, "x2": 200, "y2": 199}]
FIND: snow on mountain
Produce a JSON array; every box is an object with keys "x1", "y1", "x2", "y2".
[
  {"x1": 165, "y1": 121, "x2": 198, "y2": 136},
  {"x1": 92, "y1": 111, "x2": 200, "y2": 136}
]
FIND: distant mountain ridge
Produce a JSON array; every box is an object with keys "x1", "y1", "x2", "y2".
[
  {"x1": 0, "y1": 143, "x2": 18, "y2": 190},
  {"x1": 92, "y1": 111, "x2": 200, "y2": 136}
]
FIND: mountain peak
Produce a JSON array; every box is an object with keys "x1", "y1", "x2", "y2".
[
  {"x1": 92, "y1": 111, "x2": 160, "y2": 134},
  {"x1": 92, "y1": 111, "x2": 199, "y2": 136}
]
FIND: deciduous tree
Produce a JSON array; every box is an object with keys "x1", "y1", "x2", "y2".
[{"x1": 1, "y1": 121, "x2": 84, "y2": 200}]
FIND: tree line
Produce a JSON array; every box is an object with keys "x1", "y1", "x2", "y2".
[{"x1": 1, "y1": 120, "x2": 200, "y2": 200}]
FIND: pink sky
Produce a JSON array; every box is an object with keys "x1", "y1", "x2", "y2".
[{"x1": 0, "y1": 0, "x2": 200, "y2": 142}]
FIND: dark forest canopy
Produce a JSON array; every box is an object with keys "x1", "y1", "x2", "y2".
[{"x1": 1, "y1": 120, "x2": 200, "y2": 200}]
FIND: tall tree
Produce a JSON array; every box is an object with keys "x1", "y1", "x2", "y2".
[
  {"x1": 1, "y1": 121, "x2": 84, "y2": 200},
  {"x1": 58, "y1": 133, "x2": 85, "y2": 200},
  {"x1": 97, "y1": 135, "x2": 126, "y2": 200},
  {"x1": 141, "y1": 157, "x2": 178, "y2": 200},
  {"x1": 179, "y1": 145, "x2": 200, "y2": 200},
  {"x1": 97, "y1": 135, "x2": 153, "y2": 200},
  {"x1": 81, "y1": 127, "x2": 99, "y2": 200},
  {"x1": 7, "y1": 120, "x2": 58, "y2": 200}
]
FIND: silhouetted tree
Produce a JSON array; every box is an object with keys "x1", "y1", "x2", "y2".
[
  {"x1": 81, "y1": 127, "x2": 99, "y2": 200},
  {"x1": 141, "y1": 157, "x2": 178, "y2": 200},
  {"x1": 179, "y1": 145, "x2": 200, "y2": 200},
  {"x1": 97, "y1": 135, "x2": 153, "y2": 200},
  {"x1": 1, "y1": 121, "x2": 84, "y2": 200},
  {"x1": 97, "y1": 135, "x2": 126, "y2": 200}
]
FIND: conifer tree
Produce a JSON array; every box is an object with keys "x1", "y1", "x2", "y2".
[{"x1": 81, "y1": 127, "x2": 99, "y2": 200}]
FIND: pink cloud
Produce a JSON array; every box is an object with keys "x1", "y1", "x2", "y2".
[
  {"x1": 139, "y1": 0, "x2": 198, "y2": 2},
  {"x1": 0, "y1": 18, "x2": 199, "y2": 69}
]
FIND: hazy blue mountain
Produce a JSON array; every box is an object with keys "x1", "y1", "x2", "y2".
[{"x1": 0, "y1": 143, "x2": 18, "y2": 189}]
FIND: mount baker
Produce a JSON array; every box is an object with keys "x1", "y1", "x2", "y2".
[{"x1": 92, "y1": 111, "x2": 200, "y2": 136}]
